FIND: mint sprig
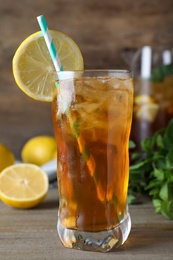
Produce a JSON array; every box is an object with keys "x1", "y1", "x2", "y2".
[{"x1": 129, "y1": 119, "x2": 173, "y2": 220}]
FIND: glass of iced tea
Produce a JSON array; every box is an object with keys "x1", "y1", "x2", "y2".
[{"x1": 52, "y1": 70, "x2": 134, "y2": 252}]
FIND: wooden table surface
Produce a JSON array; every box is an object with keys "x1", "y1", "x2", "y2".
[{"x1": 0, "y1": 188, "x2": 173, "y2": 260}]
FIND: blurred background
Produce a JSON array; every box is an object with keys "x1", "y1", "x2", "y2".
[{"x1": 1, "y1": 0, "x2": 173, "y2": 159}]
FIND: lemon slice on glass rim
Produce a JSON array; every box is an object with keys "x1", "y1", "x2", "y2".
[
  {"x1": 0, "y1": 163, "x2": 49, "y2": 209},
  {"x1": 12, "y1": 30, "x2": 84, "y2": 102}
]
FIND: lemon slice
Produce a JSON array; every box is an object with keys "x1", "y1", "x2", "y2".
[
  {"x1": 12, "y1": 30, "x2": 84, "y2": 102},
  {"x1": 134, "y1": 94, "x2": 155, "y2": 105},
  {"x1": 136, "y1": 103, "x2": 159, "y2": 122},
  {"x1": 0, "y1": 163, "x2": 49, "y2": 209}
]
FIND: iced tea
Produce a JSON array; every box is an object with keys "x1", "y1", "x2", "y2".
[{"x1": 52, "y1": 70, "x2": 133, "y2": 251}]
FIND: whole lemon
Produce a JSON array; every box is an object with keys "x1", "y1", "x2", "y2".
[
  {"x1": 0, "y1": 144, "x2": 15, "y2": 173},
  {"x1": 21, "y1": 136, "x2": 57, "y2": 166}
]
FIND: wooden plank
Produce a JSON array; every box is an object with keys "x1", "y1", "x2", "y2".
[{"x1": 0, "y1": 189, "x2": 173, "y2": 260}]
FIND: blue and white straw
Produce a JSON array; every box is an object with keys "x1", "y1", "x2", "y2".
[{"x1": 37, "y1": 15, "x2": 63, "y2": 72}]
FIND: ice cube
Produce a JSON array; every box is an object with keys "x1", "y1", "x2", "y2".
[{"x1": 58, "y1": 79, "x2": 75, "y2": 114}]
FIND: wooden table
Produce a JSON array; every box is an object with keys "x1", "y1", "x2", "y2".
[{"x1": 0, "y1": 189, "x2": 173, "y2": 260}]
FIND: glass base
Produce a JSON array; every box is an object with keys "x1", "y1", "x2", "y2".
[{"x1": 57, "y1": 213, "x2": 131, "y2": 252}]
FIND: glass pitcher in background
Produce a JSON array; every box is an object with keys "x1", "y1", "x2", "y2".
[{"x1": 123, "y1": 46, "x2": 173, "y2": 151}]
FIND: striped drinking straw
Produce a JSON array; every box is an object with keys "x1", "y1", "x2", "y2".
[
  {"x1": 37, "y1": 15, "x2": 105, "y2": 202},
  {"x1": 37, "y1": 15, "x2": 63, "y2": 72}
]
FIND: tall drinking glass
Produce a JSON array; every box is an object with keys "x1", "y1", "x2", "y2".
[{"x1": 52, "y1": 70, "x2": 134, "y2": 252}]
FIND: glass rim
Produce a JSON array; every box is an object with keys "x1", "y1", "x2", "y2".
[
  {"x1": 52, "y1": 69, "x2": 133, "y2": 79},
  {"x1": 53, "y1": 69, "x2": 132, "y2": 74}
]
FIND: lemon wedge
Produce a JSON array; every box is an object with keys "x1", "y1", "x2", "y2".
[
  {"x1": 12, "y1": 30, "x2": 84, "y2": 102},
  {"x1": 0, "y1": 164, "x2": 49, "y2": 209}
]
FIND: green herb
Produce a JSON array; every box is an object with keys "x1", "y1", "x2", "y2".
[
  {"x1": 150, "y1": 63, "x2": 173, "y2": 82},
  {"x1": 128, "y1": 119, "x2": 173, "y2": 220}
]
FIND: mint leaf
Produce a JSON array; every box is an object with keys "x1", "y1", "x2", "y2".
[
  {"x1": 156, "y1": 134, "x2": 164, "y2": 149},
  {"x1": 153, "y1": 199, "x2": 161, "y2": 213},
  {"x1": 149, "y1": 187, "x2": 160, "y2": 196},
  {"x1": 146, "y1": 179, "x2": 161, "y2": 190},
  {"x1": 154, "y1": 156, "x2": 167, "y2": 170},
  {"x1": 130, "y1": 159, "x2": 152, "y2": 171},
  {"x1": 159, "y1": 183, "x2": 169, "y2": 201},
  {"x1": 165, "y1": 119, "x2": 173, "y2": 143},
  {"x1": 127, "y1": 194, "x2": 136, "y2": 204},
  {"x1": 130, "y1": 152, "x2": 142, "y2": 161},
  {"x1": 165, "y1": 169, "x2": 173, "y2": 182},
  {"x1": 166, "y1": 151, "x2": 173, "y2": 168},
  {"x1": 129, "y1": 140, "x2": 136, "y2": 149},
  {"x1": 141, "y1": 137, "x2": 154, "y2": 152},
  {"x1": 161, "y1": 200, "x2": 173, "y2": 220},
  {"x1": 152, "y1": 168, "x2": 164, "y2": 181}
]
